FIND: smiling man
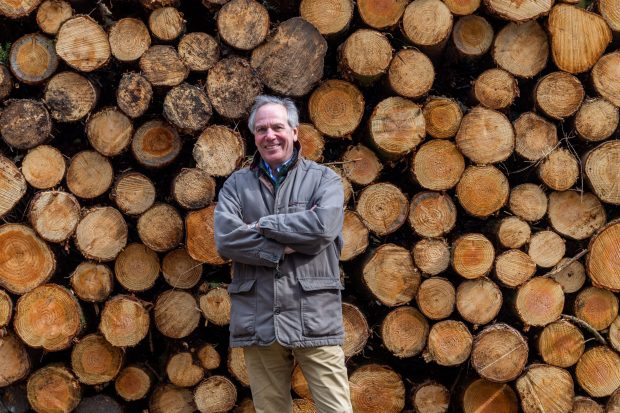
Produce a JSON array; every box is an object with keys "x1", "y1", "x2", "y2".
[{"x1": 214, "y1": 95, "x2": 352, "y2": 413}]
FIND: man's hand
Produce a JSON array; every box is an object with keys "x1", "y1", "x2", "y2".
[{"x1": 284, "y1": 246, "x2": 296, "y2": 254}]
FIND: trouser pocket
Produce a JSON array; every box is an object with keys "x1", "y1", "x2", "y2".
[{"x1": 228, "y1": 279, "x2": 257, "y2": 337}]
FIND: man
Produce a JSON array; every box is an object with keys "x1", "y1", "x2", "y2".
[{"x1": 214, "y1": 95, "x2": 352, "y2": 413}]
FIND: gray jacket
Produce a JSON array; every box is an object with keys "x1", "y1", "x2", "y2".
[{"x1": 214, "y1": 154, "x2": 345, "y2": 348}]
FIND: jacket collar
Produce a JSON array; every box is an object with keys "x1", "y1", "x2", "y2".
[{"x1": 250, "y1": 140, "x2": 302, "y2": 173}]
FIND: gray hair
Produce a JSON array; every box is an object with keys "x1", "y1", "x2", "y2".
[{"x1": 247, "y1": 95, "x2": 299, "y2": 132}]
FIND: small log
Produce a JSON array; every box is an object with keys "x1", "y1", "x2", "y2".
[
  {"x1": 293, "y1": 399, "x2": 315, "y2": 413},
  {"x1": 515, "y1": 364, "x2": 574, "y2": 413},
  {"x1": 66, "y1": 150, "x2": 113, "y2": 199},
  {"x1": 497, "y1": 216, "x2": 531, "y2": 249},
  {"x1": 424, "y1": 320, "x2": 473, "y2": 366},
  {"x1": 422, "y1": 97, "x2": 463, "y2": 139},
  {"x1": 339, "y1": 29, "x2": 393, "y2": 85},
  {"x1": 193, "y1": 125, "x2": 245, "y2": 177},
  {"x1": 368, "y1": 97, "x2": 425, "y2": 160},
  {"x1": 534, "y1": 71, "x2": 584, "y2": 120},
  {"x1": 612, "y1": 316, "x2": 620, "y2": 358},
  {"x1": 547, "y1": 191, "x2": 606, "y2": 240},
  {"x1": 341, "y1": 144, "x2": 382, "y2": 186},
  {"x1": 217, "y1": 0, "x2": 269, "y2": 50},
  {"x1": 108, "y1": 18, "x2": 151, "y2": 63},
  {"x1": 515, "y1": 276, "x2": 564, "y2": 327},
  {"x1": 412, "y1": 238, "x2": 450, "y2": 276},
  {"x1": 528, "y1": 230, "x2": 565, "y2": 268},
  {"x1": 349, "y1": 364, "x2": 405, "y2": 413},
  {"x1": 26, "y1": 365, "x2": 81, "y2": 413},
  {"x1": 206, "y1": 56, "x2": 262, "y2": 119},
  {"x1": 186, "y1": 205, "x2": 227, "y2": 265},
  {"x1": 172, "y1": 168, "x2": 216, "y2": 210},
  {"x1": 356, "y1": 183, "x2": 409, "y2": 236},
  {"x1": 470, "y1": 323, "x2": 528, "y2": 383},
  {"x1": 340, "y1": 210, "x2": 369, "y2": 262},
  {"x1": 484, "y1": 0, "x2": 552, "y2": 21},
  {"x1": 575, "y1": 346, "x2": 620, "y2": 397},
  {"x1": 14, "y1": 283, "x2": 83, "y2": 351},
  {"x1": 549, "y1": 257, "x2": 585, "y2": 294},
  {"x1": 0, "y1": 63, "x2": 12, "y2": 101},
  {"x1": 0, "y1": 0, "x2": 43, "y2": 18},
  {"x1": 71, "y1": 333, "x2": 123, "y2": 385},
  {"x1": 167, "y1": 352, "x2": 204, "y2": 387},
  {"x1": 473, "y1": 68, "x2": 518, "y2": 110},
  {"x1": 455, "y1": 106, "x2": 514, "y2": 165},
  {"x1": 538, "y1": 320, "x2": 584, "y2": 368},
  {"x1": 584, "y1": 140, "x2": 620, "y2": 205},
  {"x1": 149, "y1": 384, "x2": 195, "y2": 413},
  {"x1": 388, "y1": 49, "x2": 434, "y2": 100},
  {"x1": 55, "y1": 15, "x2": 110, "y2": 72},
  {"x1": 495, "y1": 249, "x2": 536, "y2": 288},
  {"x1": 381, "y1": 306, "x2": 429, "y2": 358},
  {"x1": 451, "y1": 233, "x2": 495, "y2": 280},
  {"x1": 116, "y1": 72, "x2": 153, "y2": 118},
  {"x1": 456, "y1": 277, "x2": 503, "y2": 326},
  {"x1": 462, "y1": 379, "x2": 518, "y2": 413},
  {"x1": 0, "y1": 99, "x2": 51, "y2": 149},
  {"x1": 114, "y1": 243, "x2": 160, "y2": 292},
  {"x1": 538, "y1": 147, "x2": 579, "y2": 191},
  {"x1": 508, "y1": 183, "x2": 547, "y2": 222},
  {"x1": 291, "y1": 364, "x2": 311, "y2": 398},
  {"x1": 342, "y1": 302, "x2": 369, "y2": 357},
  {"x1": 234, "y1": 398, "x2": 256, "y2": 413},
  {"x1": 493, "y1": 21, "x2": 548, "y2": 78},
  {"x1": 149, "y1": 6, "x2": 185, "y2": 42},
  {"x1": 574, "y1": 286, "x2": 618, "y2": 331},
  {"x1": 163, "y1": 83, "x2": 212, "y2": 133},
  {"x1": 411, "y1": 381, "x2": 450, "y2": 413},
  {"x1": 9, "y1": 33, "x2": 58, "y2": 84},
  {"x1": 444, "y1": 0, "x2": 480, "y2": 14},
  {"x1": 137, "y1": 203, "x2": 183, "y2": 253},
  {"x1": 329, "y1": 166, "x2": 353, "y2": 205},
  {"x1": 0, "y1": 223, "x2": 55, "y2": 294},
  {"x1": 456, "y1": 165, "x2": 509, "y2": 218},
  {"x1": 548, "y1": 4, "x2": 612, "y2": 74},
  {"x1": 357, "y1": 0, "x2": 408, "y2": 30},
  {"x1": 299, "y1": 0, "x2": 353, "y2": 37},
  {"x1": 75, "y1": 207, "x2": 128, "y2": 261},
  {"x1": 362, "y1": 244, "x2": 421, "y2": 307},
  {"x1": 162, "y1": 248, "x2": 203, "y2": 289},
  {"x1": 115, "y1": 365, "x2": 152, "y2": 401},
  {"x1": 194, "y1": 376, "x2": 237, "y2": 413},
  {"x1": 297, "y1": 123, "x2": 325, "y2": 162},
  {"x1": 28, "y1": 190, "x2": 80, "y2": 243},
  {"x1": 139, "y1": 45, "x2": 189, "y2": 87},
  {"x1": 592, "y1": 51, "x2": 620, "y2": 107},
  {"x1": 44, "y1": 71, "x2": 98, "y2": 122},
  {"x1": 69, "y1": 261, "x2": 113, "y2": 303},
  {"x1": 75, "y1": 395, "x2": 123, "y2": 413},
  {"x1": 86, "y1": 107, "x2": 133, "y2": 157},
  {"x1": 0, "y1": 155, "x2": 26, "y2": 218},
  {"x1": 451, "y1": 15, "x2": 494, "y2": 59},
  {"x1": 0, "y1": 333, "x2": 30, "y2": 387},
  {"x1": 251, "y1": 17, "x2": 327, "y2": 97},
  {"x1": 409, "y1": 192, "x2": 456, "y2": 238},
  {"x1": 402, "y1": 0, "x2": 453, "y2": 55},
  {"x1": 599, "y1": 0, "x2": 620, "y2": 31},
  {"x1": 574, "y1": 396, "x2": 604, "y2": 413},
  {"x1": 197, "y1": 344, "x2": 221, "y2": 370},
  {"x1": 140, "y1": 0, "x2": 179, "y2": 9},
  {"x1": 110, "y1": 172, "x2": 156, "y2": 216},
  {"x1": 131, "y1": 120, "x2": 182, "y2": 169},
  {"x1": 155, "y1": 290, "x2": 200, "y2": 339},
  {"x1": 0, "y1": 288, "x2": 11, "y2": 328},
  {"x1": 36, "y1": 0, "x2": 72, "y2": 35},
  {"x1": 575, "y1": 98, "x2": 619, "y2": 142},
  {"x1": 228, "y1": 347, "x2": 249, "y2": 387},
  {"x1": 178, "y1": 32, "x2": 219, "y2": 72},
  {"x1": 308, "y1": 79, "x2": 364, "y2": 138},
  {"x1": 513, "y1": 112, "x2": 557, "y2": 161},
  {"x1": 199, "y1": 287, "x2": 231, "y2": 326},
  {"x1": 100, "y1": 295, "x2": 149, "y2": 347},
  {"x1": 588, "y1": 220, "x2": 620, "y2": 292}
]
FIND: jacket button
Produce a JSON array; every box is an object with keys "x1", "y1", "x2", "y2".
[{"x1": 274, "y1": 307, "x2": 281, "y2": 315}]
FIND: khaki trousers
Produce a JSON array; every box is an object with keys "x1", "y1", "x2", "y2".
[{"x1": 244, "y1": 343, "x2": 353, "y2": 413}]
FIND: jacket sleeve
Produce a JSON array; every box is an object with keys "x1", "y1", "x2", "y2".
[
  {"x1": 257, "y1": 168, "x2": 344, "y2": 256},
  {"x1": 214, "y1": 173, "x2": 285, "y2": 267}
]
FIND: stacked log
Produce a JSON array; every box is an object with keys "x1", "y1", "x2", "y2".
[{"x1": 0, "y1": 0, "x2": 619, "y2": 412}]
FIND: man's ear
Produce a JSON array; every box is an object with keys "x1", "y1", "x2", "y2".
[{"x1": 292, "y1": 127, "x2": 298, "y2": 141}]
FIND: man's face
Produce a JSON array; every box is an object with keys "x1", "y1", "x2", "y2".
[{"x1": 253, "y1": 103, "x2": 298, "y2": 170}]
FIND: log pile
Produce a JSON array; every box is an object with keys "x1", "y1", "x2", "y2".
[{"x1": 0, "y1": 0, "x2": 619, "y2": 412}]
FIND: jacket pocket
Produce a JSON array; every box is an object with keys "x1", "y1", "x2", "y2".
[
  {"x1": 227, "y1": 279, "x2": 257, "y2": 338},
  {"x1": 299, "y1": 277, "x2": 343, "y2": 337}
]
